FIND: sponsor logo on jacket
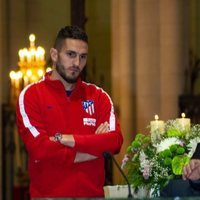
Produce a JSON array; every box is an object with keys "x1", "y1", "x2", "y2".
[{"x1": 83, "y1": 118, "x2": 96, "y2": 126}]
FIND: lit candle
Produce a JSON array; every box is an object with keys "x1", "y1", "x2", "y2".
[
  {"x1": 9, "y1": 71, "x2": 16, "y2": 105},
  {"x1": 30, "y1": 49, "x2": 35, "y2": 62},
  {"x1": 23, "y1": 76, "x2": 29, "y2": 87},
  {"x1": 35, "y1": 50, "x2": 40, "y2": 62},
  {"x1": 176, "y1": 113, "x2": 190, "y2": 131},
  {"x1": 37, "y1": 69, "x2": 44, "y2": 77},
  {"x1": 150, "y1": 115, "x2": 165, "y2": 134},
  {"x1": 9, "y1": 71, "x2": 15, "y2": 88},
  {"x1": 23, "y1": 48, "x2": 28, "y2": 62},
  {"x1": 27, "y1": 52, "x2": 31, "y2": 63},
  {"x1": 18, "y1": 49, "x2": 25, "y2": 62},
  {"x1": 37, "y1": 46, "x2": 45, "y2": 61}
]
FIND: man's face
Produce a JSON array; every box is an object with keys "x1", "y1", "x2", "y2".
[{"x1": 55, "y1": 38, "x2": 88, "y2": 83}]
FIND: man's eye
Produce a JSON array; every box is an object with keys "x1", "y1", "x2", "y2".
[
  {"x1": 67, "y1": 52, "x2": 76, "y2": 58},
  {"x1": 80, "y1": 54, "x2": 87, "y2": 60}
]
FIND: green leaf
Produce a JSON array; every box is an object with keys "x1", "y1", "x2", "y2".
[
  {"x1": 134, "y1": 133, "x2": 145, "y2": 144},
  {"x1": 164, "y1": 157, "x2": 172, "y2": 166},
  {"x1": 170, "y1": 144, "x2": 178, "y2": 152},
  {"x1": 167, "y1": 129, "x2": 182, "y2": 137},
  {"x1": 127, "y1": 146, "x2": 132, "y2": 153},
  {"x1": 162, "y1": 149, "x2": 172, "y2": 157},
  {"x1": 131, "y1": 140, "x2": 141, "y2": 148},
  {"x1": 172, "y1": 156, "x2": 190, "y2": 175},
  {"x1": 144, "y1": 136, "x2": 151, "y2": 143},
  {"x1": 176, "y1": 147, "x2": 185, "y2": 155}
]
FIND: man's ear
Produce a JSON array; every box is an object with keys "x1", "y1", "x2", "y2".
[{"x1": 50, "y1": 48, "x2": 58, "y2": 62}]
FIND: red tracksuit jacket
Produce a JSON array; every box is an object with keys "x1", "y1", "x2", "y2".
[{"x1": 16, "y1": 72, "x2": 123, "y2": 198}]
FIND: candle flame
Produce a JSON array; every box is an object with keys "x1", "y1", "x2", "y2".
[
  {"x1": 9, "y1": 71, "x2": 16, "y2": 79},
  {"x1": 29, "y1": 34, "x2": 35, "y2": 43},
  {"x1": 181, "y1": 113, "x2": 186, "y2": 118},
  {"x1": 155, "y1": 115, "x2": 159, "y2": 120}
]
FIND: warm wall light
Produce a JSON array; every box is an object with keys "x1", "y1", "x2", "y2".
[
  {"x1": 17, "y1": 34, "x2": 46, "y2": 85},
  {"x1": 9, "y1": 34, "x2": 47, "y2": 105}
]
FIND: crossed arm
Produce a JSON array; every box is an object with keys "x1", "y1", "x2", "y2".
[{"x1": 49, "y1": 122, "x2": 110, "y2": 163}]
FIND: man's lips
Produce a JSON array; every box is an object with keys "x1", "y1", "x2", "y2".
[{"x1": 68, "y1": 67, "x2": 80, "y2": 73}]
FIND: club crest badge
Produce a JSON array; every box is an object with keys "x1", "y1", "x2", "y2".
[{"x1": 82, "y1": 100, "x2": 95, "y2": 115}]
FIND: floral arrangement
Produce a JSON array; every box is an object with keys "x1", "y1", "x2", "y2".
[{"x1": 121, "y1": 114, "x2": 200, "y2": 197}]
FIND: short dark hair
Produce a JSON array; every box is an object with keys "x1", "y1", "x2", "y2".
[{"x1": 53, "y1": 26, "x2": 88, "y2": 50}]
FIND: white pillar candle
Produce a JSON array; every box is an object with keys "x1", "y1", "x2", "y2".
[
  {"x1": 176, "y1": 113, "x2": 190, "y2": 131},
  {"x1": 150, "y1": 115, "x2": 165, "y2": 134}
]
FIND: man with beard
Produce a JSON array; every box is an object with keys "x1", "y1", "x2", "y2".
[{"x1": 16, "y1": 26, "x2": 123, "y2": 198}]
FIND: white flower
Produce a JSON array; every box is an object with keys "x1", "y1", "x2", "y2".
[
  {"x1": 139, "y1": 151, "x2": 152, "y2": 179},
  {"x1": 154, "y1": 137, "x2": 182, "y2": 153},
  {"x1": 121, "y1": 154, "x2": 130, "y2": 169},
  {"x1": 139, "y1": 151, "x2": 148, "y2": 167},
  {"x1": 187, "y1": 137, "x2": 200, "y2": 158},
  {"x1": 143, "y1": 166, "x2": 151, "y2": 180}
]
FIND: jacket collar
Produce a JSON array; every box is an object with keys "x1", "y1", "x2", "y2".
[{"x1": 44, "y1": 71, "x2": 82, "y2": 99}]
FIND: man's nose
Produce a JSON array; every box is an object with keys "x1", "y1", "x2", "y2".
[{"x1": 73, "y1": 55, "x2": 80, "y2": 66}]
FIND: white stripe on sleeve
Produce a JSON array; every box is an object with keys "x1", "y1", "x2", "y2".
[
  {"x1": 19, "y1": 84, "x2": 40, "y2": 137},
  {"x1": 109, "y1": 106, "x2": 116, "y2": 131}
]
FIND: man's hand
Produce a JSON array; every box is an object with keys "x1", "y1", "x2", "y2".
[
  {"x1": 73, "y1": 122, "x2": 109, "y2": 162},
  {"x1": 49, "y1": 134, "x2": 75, "y2": 147},
  {"x1": 59, "y1": 134, "x2": 75, "y2": 147},
  {"x1": 95, "y1": 122, "x2": 109, "y2": 134},
  {"x1": 74, "y1": 152, "x2": 97, "y2": 163},
  {"x1": 183, "y1": 159, "x2": 200, "y2": 180}
]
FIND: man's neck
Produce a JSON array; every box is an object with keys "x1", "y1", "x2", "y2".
[{"x1": 50, "y1": 70, "x2": 75, "y2": 91}]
